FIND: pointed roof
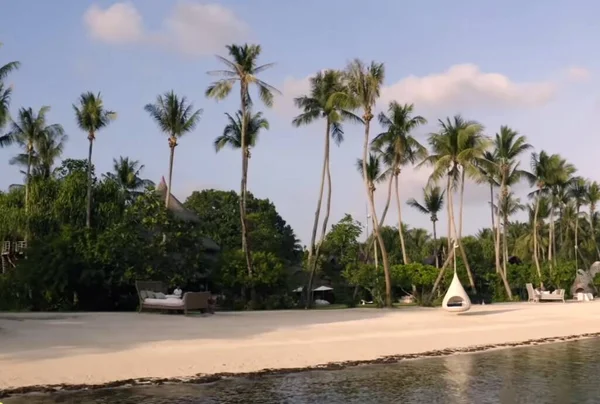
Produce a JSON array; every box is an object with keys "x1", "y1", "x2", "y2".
[{"x1": 154, "y1": 177, "x2": 220, "y2": 252}]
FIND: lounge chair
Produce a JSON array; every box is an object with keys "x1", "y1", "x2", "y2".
[
  {"x1": 526, "y1": 283, "x2": 565, "y2": 303},
  {"x1": 135, "y1": 281, "x2": 212, "y2": 315},
  {"x1": 526, "y1": 283, "x2": 540, "y2": 302}
]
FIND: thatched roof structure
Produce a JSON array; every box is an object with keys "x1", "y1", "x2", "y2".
[{"x1": 155, "y1": 177, "x2": 220, "y2": 252}]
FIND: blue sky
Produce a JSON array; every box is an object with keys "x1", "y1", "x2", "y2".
[{"x1": 1, "y1": 0, "x2": 600, "y2": 245}]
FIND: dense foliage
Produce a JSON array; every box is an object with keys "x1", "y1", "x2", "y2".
[{"x1": 0, "y1": 41, "x2": 595, "y2": 312}]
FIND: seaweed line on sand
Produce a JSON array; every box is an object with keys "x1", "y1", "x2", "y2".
[{"x1": 2, "y1": 332, "x2": 600, "y2": 399}]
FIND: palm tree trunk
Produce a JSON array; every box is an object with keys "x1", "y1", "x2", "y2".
[
  {"x1": 305, "y1": 119, "x2": 330, "y2": 308},
  {"x1": 490, "y1": 183, "x2": 496, "y2": 245},
  {"x1": 494, "y1": 180, "x2": 504, "y2": 275},
  {"x1": 456, "y1": 168, "x2": 475, "y2": 291},
  {"x1": 86, "y1": 135, "x2": 94, "y2": 228},
  {"x1": 432, "y1": 220, "x2": 438, "y2": 268},
  {"x1": 362, "y1": 116, "x2": 392, "y2": 308},
  {"x1": 503, "y1": 211, "x2": 509, "y2": 276},
  {"x1": 430, "y1": 245, "x2": 455, "y2": 298},
  {"x1": 379, "y1": 167, "x2": 394, "y2": 226},
  {"x1": 25, "y1": 147, "x2": 32, "y2": 213},
  {"x1": 166, "y1": 141, "x2": 175, "y2": 208},
  {"x1": 575, "y1": 205, "x2": 579, "y2": 269},
  {"x1": 591, "y1": 204, "x2": 600, "y2": 259},
  {"x1": 533, "y1": 189, "x2": 544, "y2": 288},
  {"x1": 394, "y1": 173, "x2": 409, "y2": 264},
  {"x1": 446, "y1": 175, "x2": 452, "y2": 253},
  {"x1": 239, "y1": 83, "x2": 253, "y2": 302},
  {"x1": 548, "y1": 207, "x2": 554, "y2": 266}
]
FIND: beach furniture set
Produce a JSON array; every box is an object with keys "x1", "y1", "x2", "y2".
[{"x1": 136, "y1": 280, "x2": 213, "y2": 315}]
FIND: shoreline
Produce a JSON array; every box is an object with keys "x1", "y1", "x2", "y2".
[
  {"x1": 2, "y1": 332, "x2": 599, "y2": 398},
  {"x1": 3, "y1": 302, "x2": 600, "y2": 398}
]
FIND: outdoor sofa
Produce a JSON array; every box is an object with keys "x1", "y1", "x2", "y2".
[
  {"x1": 135, "y1": 280, "x2": 212, "y2": 315},
  {"x1": 526, "y1": 283, "x2": 566, "y2": 303}
]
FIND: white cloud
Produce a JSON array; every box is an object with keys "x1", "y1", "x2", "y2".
[
  {"x1": 566, "y1": 66, "x2": 591, "y2": 82},
  {"x1": 83, "y1": 2, "x2": 248, "y2": 56},
  {"x1": 275, "y1": 64, "x2": 557, "y2": 121},
  {"x1": 381, "y1": 64, "x2": 556, "y2": 109},
  {"x1": 84, "y1": 2, "x2": 144, "y2": 43},
  {"x1": 274, "y1": 75, "x2": 312, "y2": 119}
]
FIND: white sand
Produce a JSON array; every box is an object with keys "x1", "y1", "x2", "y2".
[{"x1": 2, "y1": 301, "x2": 600, "y2": 389}]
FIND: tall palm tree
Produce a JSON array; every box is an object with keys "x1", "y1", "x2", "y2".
[
  {"x1": 4, "y1": 106, "x2": 65, "y2": 212},
  {"x1": 585, "y1": 180, "x2": 600, "y2": 258},
  {"x1": 529, "y1": 151, "x2": 574, "y2": 286},
  {"x1": 0, "y1": 43, "x2": 20, "y2": 142},
  {"x1": 421, "y1": 115, "x2": 485, "y2": 292},
  {"x1": 488, "y1": 126, "x2": 532, "y2": 298},
  {"x1": 345, "y1": 58, "x2": 393, "y2": 307},
  {"x1": 206, "y1": 44, "x2": 280, "y2": 289},
  {"x1": 407, "y1": 185, "x2": 445, "y2": 267},
  {"x1": 292, "y1": 70, "x2": 359, "y2": 307},
  {"x1": 73, "y1": 92, "x2": 116, "y2": 228},
  {"x1": 372, "y1": 102, "x2": 427, "y2": 264},
  {"x1": 144, "y1": 91, "x2": 202, "y2": 209},
  {"x1": 103, "y1": 156, "x2": 154, "y2": 196},
  {"x1": 568, "y1": 176, "x2": 587, "y2": 269}
]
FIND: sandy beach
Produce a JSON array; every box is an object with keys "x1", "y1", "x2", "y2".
[{"x1": 2, "y1": 302, "x2": 600, "y2": 393}]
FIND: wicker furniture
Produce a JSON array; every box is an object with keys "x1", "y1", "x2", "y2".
[
  {"x1": 525, "y1": 283, "x2": 565, "y2": 303},
  {"x1": 135, "y1": 281, "x2": 212, "y2": 315}
]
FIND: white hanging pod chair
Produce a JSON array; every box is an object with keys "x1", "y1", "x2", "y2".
[{"x1": 442, "y1": 242, "x2": 471, "y2": 313}]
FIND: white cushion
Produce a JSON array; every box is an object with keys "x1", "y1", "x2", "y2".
[
  {"x1": 154, "y1": 292, "x2": 166, "y2": 299},
  {"x1": 165, "y1": 294, "x2": 181, "y2": 299},
  {"x1": 143, "y1": 297, "x2": 184, "y2": 307}
]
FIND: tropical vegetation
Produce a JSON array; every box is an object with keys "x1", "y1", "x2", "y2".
[{"x1": 0, "y1": 42, "x2": 596, "y2": 312}]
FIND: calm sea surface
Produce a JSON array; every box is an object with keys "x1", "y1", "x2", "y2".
[{"x1": 6, "y1": 338, "x2": 600, "y2": 404}]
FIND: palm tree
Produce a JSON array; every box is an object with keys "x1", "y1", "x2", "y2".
[
  {"x1": 103, "y1": 157, "x2": 154, "y2": 196},
  {"x1": 478, "y1": 151, "x2": 499, "y2": 245},
  {"x1": 345, "y1": 58, "x2": 393, "y2": 307},
  {"x1": 0, "y1": 43, "x2": 20, "y2": 141},
  {"x1": 421, "y1": 115, "x2": 485, "y2": 292},
  {"x1": 407, "y1": 185, "x2": 445, "y2": 267},
  {"x1": 497, "y1": 191, "x2": 525, "y2": 273},
  {"x1": 488, "y1": 126, "x2": 532, "y2": 298},
  {"x1": 206, "y1": 44, "x2": 280, "y2": 290},
  {"x1": 529, "y1": 151, "x2": 574, "y2": 286},
  {"x1": 215, "y1": 110, "x2": 269, "y2": 156},
  {"x1": 144, "y1": 91, "x2": 202, "y2": 209},
  {"x1": 4, "y1": 106, "x2": 65, "y2": 212},
  {"x1": 0, "y1": 42, "x2": 20, "y2": 82},
  {"x1": 292, "y1": 70, "x2": 359, "y2": 307},
  {"x1": 9, "y1": 117, "x2": 67, "y2": 179},
  {"x1": 568, "y1": 177, "x2": 587, "y2": 269},
  {"x1": 585, "y1": 180, "x2": 600, "y2": 257},
  {"x1": 357, "y1": 152, "x2": 387, "y2": 267},
  {"x1": 73, "y1": 92, "x2": 116, "y2": 228},
  {"x1": 372, "y1": 102, "x2": 427, "y2": 264}
]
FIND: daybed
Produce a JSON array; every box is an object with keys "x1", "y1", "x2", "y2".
[
  {"x1": 526, "y1": 283, "x2": 566, "y2": 303},
  {"x1": 135, "y1": 280, "x2": 212, "y2": 315}
]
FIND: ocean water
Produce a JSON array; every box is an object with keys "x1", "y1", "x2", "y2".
[{"x1": 5, "y1": 338, "x2": 600, "y2": 404}]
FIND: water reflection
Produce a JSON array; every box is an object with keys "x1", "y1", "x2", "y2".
[{"x1": 6, "y1": 338, "x2": 600, "y2": 404}]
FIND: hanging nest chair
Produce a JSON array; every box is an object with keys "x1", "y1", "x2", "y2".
[{"x1": 442, "y1": 242, "x2": 471, "y2": 313}]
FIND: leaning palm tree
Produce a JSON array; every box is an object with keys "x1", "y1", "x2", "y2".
[
  {"x1": 407, "y1": 185, "x2": 445, "y2": 267},
  {"x1": 144, "y1": 91, "x2": 202, "y2": 209},
  {"x1": 345, "y1": 58, "x2": 393, "y2": 307},
  {"x1": 4, "y1": 106, "x2": 65, "y2": 212},
  {"x1": 206, "y1": 44, "x2": 280, "y2": 290},
  {"x1": 73, "y1": 92, "x2": 116, "y2": 228},
  {"x1": 292, "y1": 70, "x2": 359, "y2": 306},
  {"x1": 567, "y1": 176, "x2": 587, "y2": 269},
  {"x1": 497, "y1": 191, "x2": 525, "y2": 274},
  {"x1": 421, "y1": 115, "x2": 485, "y2": 292},
  {"x1": 372, "y1": 102, "x2": 427, "y2": 264},
  {"x1": 585, "y1": 180, "x2": 600, "y2": 257},
  {"x1": 103, "y1": 156, "x2": 154, "y2": 196}
]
